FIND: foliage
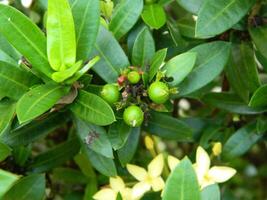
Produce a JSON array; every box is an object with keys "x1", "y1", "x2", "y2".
[{"x1": 0, "y1": 0, "x2": 267, "y2": 199}]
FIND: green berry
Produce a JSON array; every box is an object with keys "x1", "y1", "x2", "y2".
[
  {"x1": 100, "y1": 84, "x2": 120, "y2": 104},
  {"x1": 123, "y1": 105, "x2": 144, "y2": 127},
  {"x1": 127, "y1": 71, "x2": 141, "y2": 84},
  {"x1": 148, "y1": 81, "x2": 169, "y2": 104}
]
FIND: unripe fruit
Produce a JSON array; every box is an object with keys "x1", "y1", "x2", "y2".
[
  {"x1": 100, "y1": 84, "x2": 120, "y2": 104},
  {"x1": 127, "y1": 71, "x2": 141, "y2": 84},
  {"x1": 148, "y1": 81, "x2": 169, "y2": 104},
  {"x1": 123, "y1": 105, "x2": 144, "y2": 127}
]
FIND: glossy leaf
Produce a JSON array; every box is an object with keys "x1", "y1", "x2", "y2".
[
  {"x1": 201, "y1": 184, "x2": 220, "y2": 200},
  {"x1": 0, "y1": 142, "x2": 11, "y2": 161},
  {"x1": 164, "y1": 52, "x2": 197, "y2": 87},
  {"x1": 117, "y1": 127, "x2": 141, "y2": 166},
  {"x1": 91, "y1": 26, "x2": 129, "y2": 83},
  {"x1": 162, "y1": 157, "x2": 201, "y2": 200},
  {"x1": 149, "y1": 48, "x2": 167, "y2": 82},
  {"x1": 83, "y1": 147, "x2": 117, "y2": 177},
  {"x1": 72, "y1": 0, "x2": 100, "y2": 61},
  {"x1": 16, "y1": 84, "x2": 69, "y2": 124},
  {"x1": 1, "y1": 112, "x2": 70, "y2": 146},
  {"x1": 225, "y1": 44, "x2": 250, "y2": 102},
  {"x1": 177, "y1": 18, "x2": 196, "y2": 38},
  {"x1": 203, "y1": 92, "x2": 267, "y2": 114},
  {"x1": 109, "y1": 0, "x2": 143, "y2": 39},
  {"x1": 29, "y1": 138, "x2": 80, "y2": 173},
  {"x1": 0, "y1": 100, "x2": 15, "y2": 135},
  {"x1": 196, "y1": 0, "x2": 256, "y2": 38},
  {"x1": 176, "y1": 0, "x2": 204, "y2": 14},
  {"x1": 3, "y1": 174, "x2": 45, "y2": 200},
  {"x1": 0, "y1": 49, "x2": 17, "y2": 65},
  {"x1": 144, "y1": 111, "x2": 193, "y2": 141},
  {"x1": 0, "y1": 33, "x2": 20, "y2": 61},
  {"x1": 0, "y1": 169, "x2": 19, "y2": 199},
  {"x1": 132, "y1": 27, "x2": 155, "y2": 67},
  {"x1": 0, "y1": 61, "x2": 40, "y2": 100},
  {"x1": 70, "y1": 90, "x2": 116, "y2": 126},
  {"x1": 52, "y1": 167, "x2": 89, "y2": 184},
  {"x1": 249, "y1": 25, "x2": 267, "y2": 59},
  {"x1": 179, "y1": 41, "x2": 231, "y2": 96},
  {"x1": 223, "y1": 122, "x2": 262, "y2": 159},
  {"x1": 47, "y1": 0, "x2": 76, "y2": 71},
  {"x1": 0, "y1": 4, "x2": 53, "y2": 77},
  {"x1": 249, "y1": 85, "x2": 267, "y2": 107},
  {"x1": 108, "y1": 120, "x2": 131, "y2": 150},
  {"x1": 75, "y1": 118, "x2": 113, "y2": 158},
  {"x1": 141, "y1": 4, "x2": 166, "y2": 29}
]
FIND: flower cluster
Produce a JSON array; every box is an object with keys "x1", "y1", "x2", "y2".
[{"x1": 93, "y1": 141, "x2": 236, "y2": 200}]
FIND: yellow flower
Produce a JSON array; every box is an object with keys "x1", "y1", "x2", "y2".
[
  {"x1": 144, "y1": 135, "x2": 154, "y2": 150},
  {"x1": 93, "y1": 176, "x2": 136, "y2": 200},
  {"x1": 126, "y1": 154, "x2": 165, "y2": 199},
  {"x1": 167, "y1": 147, "x2": 236, "y2": 190},
  {"x1": 212, "y1": 142, "x2": 222, "y2": 156},
  {"x1": 194, "y1": 146, "x2": 236, "y2": 189}
]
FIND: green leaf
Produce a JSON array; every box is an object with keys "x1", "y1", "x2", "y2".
[
  {"x1": 164, "y1": 52, "x2": 197, "y2": 87},
  {"x1": 162, "y1": 157, "x2": 201, "y2": 200},
  {"x1": 109, "y1": 0, "x2": 143, "y2": 39},
  {"x1": 72, "y1": 0, "x2": 100, "y2": 61},
  {"x1": 52, "y1": 168, "x2": 89, "y2": 184},
  {"x1": 249, "y1": 85, "x2": 267, "y2": 107},
  {"x1": 12, "y1": 145, "x2": 32, "y2": 167},
  {"x1": 176, "y1": 0, "x2": 204, "y2": 14},
  {"x1": 167, "y1": 19, "x2": 187, "y2": 47},
  {"x1": 71, "y1": 90, "x2": 116, "y2": 126},
  {"x1": 196, "y1": 0, "x2": 256, "y2": 38},
  {"x1": 75, "y1": 118, "x2": 113, "y2": 158},
  {"x1": 117, "y1": 127, "x2": 141, "y2": 167},
  {"x1": 0, "y1": 33, "x2": 20, "y2": 61},
  {"x1": 29, "y1": 137, "x2": 80, "y2": 173},
  {"x1": 202, "y1": 92, "x2": 267, "y2": 115},
  {"x1": 0, "y1": 61, "x2": 40, "y2": 100},
  {"x1": 1, "y1": 112, "x2": 70, "y2": 146},
  {"x1": 223, "y1": 122, "x2": 262, "y2": 159},
  {"x1": 47, "y1": 0, "x2": 76, "y2": 71},
  {"x1": 0, "y1": 4, "x2": 53, "y2": 77},
  {"x1": 0, "y1": 169, "x2": 19, "y2": 199},
  {"x1": 149, "y1": 48, "x2": 167, "y2": 82},
  {"x1": 225, "y1": 45, "x2": 250, "y2": 102},
  {"x1": 108, "y1": 120, "x2": 131, "y2": 150},
  {"x1": 0, "y1": 142, "x2": 11, "y2": 161},
  {"x1": 132, "y1": 27, "x2": 155, "y2": 68},
  {"x1": 51, "y1": 60, "x2": 82, "y2": 82},
  {"x1": 83, "y1": 147, "x2": 117, "y2": 177},
  {"x1": 91, "y1": 26, "x2": 129, "y2": 83},
  {"x1": 141, "y1": 4, "x2": 166, "y2": 29},
  {"x1": 0, "y1": 100, "x2": 15, "y2": 135},
  {"x1": 177, "y1": 18, "x2": 196, "y2": 38},
  {"x1": 0, "y1": 48, "x2": 18, "y2": 66},
  {"x1": 16, "y1": 84, "x2": 69, "y2": 124},
  {"x1": 3, "y1": 174, "x2": 45, "y2": 200},
  {"x1": 201, "y1": 184, "x2": 220, "y2": 200},
  {"x1": 144, "y1": 111, "x2": 193, "y2": 141},
  {"x1": 179, "y1": 41, "x2": 231, "y2": 96},
  {"x1": 249, "y1": 25, "x2": 267, "y2": 60}
]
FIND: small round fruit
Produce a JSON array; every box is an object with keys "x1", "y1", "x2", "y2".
[
  {"x1": 100, "y1": 84, "x2": 120, "y2": 104},
  {"x1": 123, "y1": 105, "x2": 144, "y2": 127},
  {"x1": 148, "y1": 81, "x2": 169, "y2": 104},
  {"x1": 127, "y1": 71, "x2": 141, "y2": 84}
]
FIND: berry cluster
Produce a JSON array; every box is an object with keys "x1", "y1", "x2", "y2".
[{"x1": 100, "y1": 67, "x2": 173, "y2": 127}]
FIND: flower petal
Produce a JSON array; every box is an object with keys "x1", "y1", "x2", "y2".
[
  {"x1": 93, "y1": 188, "x2": 117, "y2": 200},
  {"x1": 151, "y1": 177, "x2": 165, "y2": 192},
  {"x1": 127, "y1": 164, "x2": 148, "y2": 181},
  {"x1": 167, "y1": 155, "x2": 180, "y2": 171},
  {"x1": 148, "y1": 154, "x2": 164, "y2": 178},
  {"x1": 132, "y1": 182, "x2": 151, "y2": 199},
  {"x1": 195, "y1": 146, "x2": 210, "y2": 183},
  {"x1": 110, "y1": 176, "x2": 125, "y2": 192},
  {"x1": 208, "y1": 166, "x2": 236, "y2": 183}
]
